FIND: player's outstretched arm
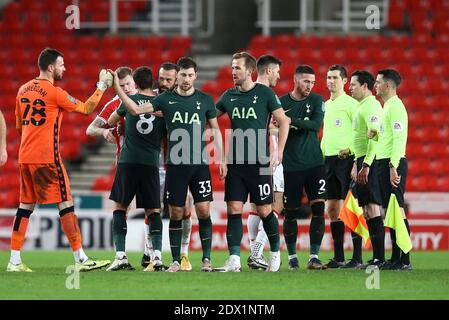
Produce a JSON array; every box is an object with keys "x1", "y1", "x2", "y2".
[
  {"x1": 107, "y1": 111, "x2": 122, "y2": 127},
  {"x1": 215, "y1": 109, "x2": 225, "y2": 118},
  {"x1": 86, "y1": 117, "x2": 115, "y2": 143},
  {"x1": 71, "y1": 69, "x2": 113, "y2": 115},
  {"x1": 0, "y1": 110, "x2": 7, "y2": 166},
  {"x1": 86, "y1": 117, "x2": 106, "y2": 137},
  {"x1": 109, "y1": 69, "x2": 153, "y2": 116},
  {"x1": 272, "y1": 108, "x2": 289, "y2": 165}
]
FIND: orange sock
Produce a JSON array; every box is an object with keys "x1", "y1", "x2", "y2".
[
  {"x1": 59, "y1": 208, "x2": 82, "y2": 251},
  {"x1": 11, "y1": 209, "x2": 32, "y2": 250}
]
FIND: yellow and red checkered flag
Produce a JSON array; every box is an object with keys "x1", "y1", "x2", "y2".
[{"x1": 338, "y1": 189, "x2": 370, "y2": 247}]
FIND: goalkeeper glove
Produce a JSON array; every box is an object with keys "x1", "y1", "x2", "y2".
[{"x1": 96, "y1": 69, "x2": 113, "y2": 92}]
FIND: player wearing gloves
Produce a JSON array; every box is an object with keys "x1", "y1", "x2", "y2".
[{"x1": 7, "y1": 48, "x2": 112, "y2": 272}]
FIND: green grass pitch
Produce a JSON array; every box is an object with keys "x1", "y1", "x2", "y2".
[{"x1": 0, "y1": 250, "x2": 448, "y2": 300}]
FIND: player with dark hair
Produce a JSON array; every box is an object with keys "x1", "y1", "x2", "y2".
[
  {"x1": 153, "y1": 62, "x2": 194, "y2": 271},
  {"x1": 246, "y1": 54, "x2": 284, "y2": 270},
  {"x1": 87, "y1": 67, "x2": 158, "y2": 268},
  {"x1": 349, "y1": 70, "x2": 385, "y2": 268},
  {"x1": 322, "y1": 64, "x2": 364, "y2": 268},
  {"x1": 279, "y1": 65, "x2": 328, "y2": 270},
  {"x1": 375, "y1": 69, "x2": 411, "y2": 270},
  {"x1": 214, "y1": 52, "x2": 289, "y2": 272},
  {"x1": 115, "y1": 57, "x2": 226, "y2": 273},
  {"x1": 7, "y1": 48, "x2": 112, "y2": 272},
  {"x1": 107, "y1": 66, "x2": 166, "y2": 271}
]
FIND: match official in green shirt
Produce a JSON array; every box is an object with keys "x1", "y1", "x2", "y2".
[
  {"x1": 375, "y1": 69, "x2": 411, "y2": 270},
  {"x1": 322, "y1": 65, "x2": 363, "y2": 269},
  {"x1": 349, "y1": 70, "x2": 385, "y2": 268}
]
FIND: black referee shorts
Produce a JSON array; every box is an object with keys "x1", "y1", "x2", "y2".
[
  {"x1": 110, "y1": 163, "x2": 161, "y2": 209},
  {"x1": 354, "y1": 157, "x2": 381, "y2": 207},
  {"x1": 378, "y1": 158, "x2": 408, "y2": 209},
  {"x1": 325, "y1": 155, "x2": 354, "y2": 200}
]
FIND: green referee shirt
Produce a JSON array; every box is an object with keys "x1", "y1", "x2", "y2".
[
  {"x1": 321, "y1": 93, "x2": 358, "y2": 157},
  {"x1": 376, "y1": 95, "x2": 408, "y2": 168},
  {"x1": 352, "y1": 95, "x2": 383, "y2": 166}
]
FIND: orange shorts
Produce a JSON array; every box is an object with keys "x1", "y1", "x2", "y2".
[{"x1": 19, "y1": 163, "x2": 72, "y2": 204}]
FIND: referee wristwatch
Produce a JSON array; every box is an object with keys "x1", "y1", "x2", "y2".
[
  {"x1": 389, "y1": 162, "x2": 395, "y2": 169},
  {"x1": 362, "y1": 162, "x2": 370, "y2": 168}
]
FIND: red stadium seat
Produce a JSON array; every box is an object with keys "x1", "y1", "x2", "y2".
[
  {"x1": 274, "y1": 34, "x2": 296, "y2": 49},
  {"x1": 249, "y1": 35, "x2": 272, "y2": 50},
  {"x1": 429, "y1": 159, "x2": 449, "y2": 174},
  {"x1": 407, "y1": 158, "x2": 429, "y2": 175},
  {"x1": 388, "y1": 5, "x2": 406, "y2": 29},
  {"x1": 437, "y1": 175, "x2": 449, "y2": 191},
  {"x1": 406, "y1": 142, "x2": 425, "y2": 158},
  {"x1": 247, "y1": 47, "x2": 269, "y2": 59},
  {"x1": 60, "y1": 141, "x2": 81, "y2": 160},
  {"x1": 272, "y1": 47, "x2": 297, "y2": 62},
  {"x1": 170, "y1": 36, "x2": 192, "y2": 52},
  {"x1": 0, "y1": 189, "x2": 20, "y2": 208},
  {"x1": 79, "y1": 36, "x2": 100, "y2": 50},
  {"x1": 147, "y1": 36, "x2": 168, "y2": 49},
  {"x1": 92, "y1": 175, "x2": 114, "y2": 191}
]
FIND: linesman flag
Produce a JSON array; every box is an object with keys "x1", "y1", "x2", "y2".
[
  {"x1": 338, "y1": 190, "x2": 370, "y2": 246},
  {"x1": 384, "y1": 194, "x2": 412, "y2": 253}
]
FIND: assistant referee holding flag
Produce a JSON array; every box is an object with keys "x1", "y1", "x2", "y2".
[{"x1": 375, "y1": 69, "x2": 411, "y2": 270}]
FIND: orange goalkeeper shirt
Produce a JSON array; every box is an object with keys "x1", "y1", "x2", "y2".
[{"x1": 15, "y1": 78, "x2": 81, "y2": 164}]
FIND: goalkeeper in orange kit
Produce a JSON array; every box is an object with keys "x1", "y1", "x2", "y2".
[{"x1": 7, "y1": 48, "x2": 113, "y2": 272}]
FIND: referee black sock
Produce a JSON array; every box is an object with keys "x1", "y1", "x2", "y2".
[
  {"x1": 261, "y1": 211, "x2": 280, "y2": 252},
  {"x1": 401, "y1": 219, "x2": 411, "y2": 265},
  {"x1": 366, "y1": 218, "x2": 377, "y2": 261},
  {"x1": 226, "y1": 214, "x2": 243, "y2": 256},
  {"x1": 169, "y1": 219, "x2": 183, "y2": 263},
  {"x1": 389, "y1": 228, "x2": 401, "y2": 263},
  {"x1": 330, "y1": 220, "x2": 345, "y2": 262},
  {"x1": 370, "y1": 216, "x2": 385, "y2": 262},
  {"x1": 351, "y1": 231, "x2": 363, "y2": 262}
]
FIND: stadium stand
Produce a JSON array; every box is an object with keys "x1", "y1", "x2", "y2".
[
  {"x1": 200, "y1": 0, "x2": 449, "y2": 194},
  {"x1": 1, "y1": 0, "x2": 448, "y2": 208},
  {"x1": 0, "y1": 0, "x2": 192, "y2": 207}
]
